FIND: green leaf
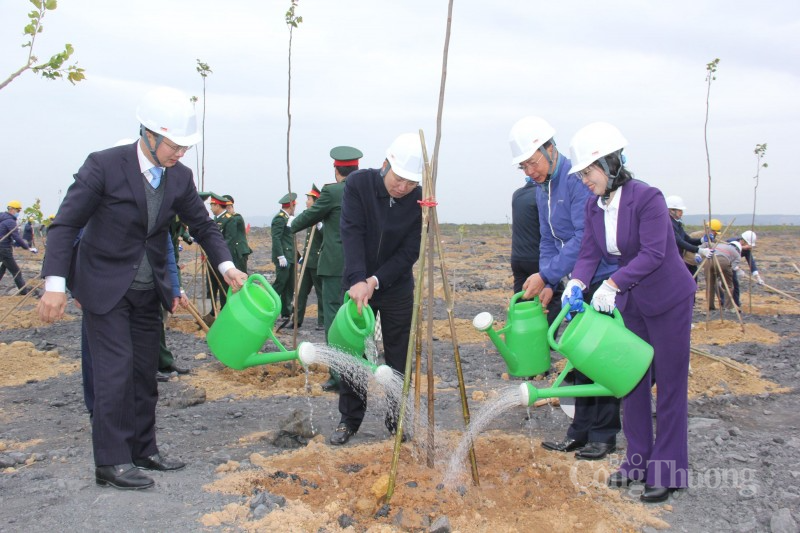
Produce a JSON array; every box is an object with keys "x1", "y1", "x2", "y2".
[
  {"x1": 45, "y1": 0, "x2": 58, "y2": 10},
  {"x1": 30, "y1": 0, "x2": 43, "y2": 10}
]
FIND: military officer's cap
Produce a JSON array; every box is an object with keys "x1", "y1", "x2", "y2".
[
  {"x1": 222, "y1": 194, "x2": 234, "y2": 205},
  {"x1": 305, "y1": 184, "x2": 321, "y2": 199},
  {"x1": 330, "y1": 146, "x2": 363, "y2": 168},
  {"x1": 279, "y1": 192, "x2": 297, "y2": 206},
  {"x1": 199, "y1": 191, "x2": 228, "y2": 205}
]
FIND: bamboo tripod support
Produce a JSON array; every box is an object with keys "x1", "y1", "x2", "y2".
[{"x1": 385, "y1": 129, "x2": 479, "y2": 502}]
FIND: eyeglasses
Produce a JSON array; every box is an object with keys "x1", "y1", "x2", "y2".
[
  {"x1": 161, "y1": 138, "x2": 191, "y2": 154},
  {"x1": 578, "y1": 166, "x2": 595, "y2": 178},
  {"x1": 518, "y1": 153, "x2": 544, "y2": 170}
]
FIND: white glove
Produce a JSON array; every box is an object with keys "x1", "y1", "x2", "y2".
[
  {"x1": 278, "y1": 255, "x2": 288, "y2": 268},
  {"x1": 315, "y1": 221, "x2": 323, "y2": 231},
  {"x1": 753, "y1": 271, "x2": 764, "y2": 285},
  {"x1": 591, "y1": 280, "x2": 618, "y2": 313},
  {"x1": 29, "y1": 247, "x2": 38, "y2": 253},
  {"x1": 698, "y1": 247, "x2": 713, "y2": 259},
  {"x1": 286, "y1": 216, "x2": 295, "y2": 228}
]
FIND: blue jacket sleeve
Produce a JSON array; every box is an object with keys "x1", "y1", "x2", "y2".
[{"x1": 166, "y1": 235, "x2": 180, "y2": 298}]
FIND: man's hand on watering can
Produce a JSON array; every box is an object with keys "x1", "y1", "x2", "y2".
[
  {"x1": 561, "y1": 279, "x2": 586, "y2": 319},
  {"x1": 591, "y1": 280, "x2": 619, "y2": 313},
  {"x1": 522, "y1": 273, "x2": 545, "y2": 300},
  {"x1": 223, "y1": 268, "x2": 249, "y2": 292},
  {"x1": 349, "y1": 279, "x2": 376, "y2": 314}
]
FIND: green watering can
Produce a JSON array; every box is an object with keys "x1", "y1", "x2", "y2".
[
  {"x1": 327, "y1": 292, "x2": 376, "y2": 358},
  {"x1": 473, "y1": 292, "x2": 550, "y2": 377},
  {"x1": 207, "y1": 273, "x2": 313, "y2": 370},
  {"x1": 519, "y1": 303, "x2": 654, "y2": 406}
]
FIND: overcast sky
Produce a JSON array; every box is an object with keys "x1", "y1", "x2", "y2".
[{"x1": 1, "y1": 0, "x2": 797, "y2": 224}]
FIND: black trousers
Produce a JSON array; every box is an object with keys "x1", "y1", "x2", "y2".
[
  {"x1": 84, "y1": 288, "x2": 162, "y2": 466},
  {"x1": 0, "y1": 248, "x2": 26, "y2": 290},
  {"x1": 561, "y1": 280, "x2": 621, "y2": 445},
  {"x1": 338, "y1": 290, "x2": 413, "y2": 432}
]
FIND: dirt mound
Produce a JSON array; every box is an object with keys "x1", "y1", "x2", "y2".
[
  {"x1": 186, "y1": 361, "x2": 332, "y2": 401},
  {"x1": 203, "y1": 432, "x2": 667, "y2": 532},
  {"x1": 0, "y1": 341, "x2": 78, "y2": 388}
]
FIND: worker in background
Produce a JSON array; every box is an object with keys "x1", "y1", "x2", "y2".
[
  {"x1": 0, "y1": 200, "x2": 38, "y2": 295},
  {"x1": 665, "y1": 195, "x2": 711, "y2": 277}
]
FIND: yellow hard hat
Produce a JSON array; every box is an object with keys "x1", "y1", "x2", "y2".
[
  {"x1": 48, "y1": 214, "x2": 55, "y2": 219},
  {"x1": 709, "y1": 219, "x2": 722, "y2": 232},
  {"x1": 7, "y1": 200, "x2": 22, "y2": 209}
]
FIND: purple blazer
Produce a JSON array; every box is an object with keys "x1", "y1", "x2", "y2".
[
  {"x1": 571, "y1": 180, "x2": 695, "y2": 317},
  {"x1": 42, "y1": 142, "x2": 231, "y2": 314}
]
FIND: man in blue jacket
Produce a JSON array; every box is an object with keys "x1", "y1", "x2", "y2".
[
  {"x1": 509, "y1": 116, "x2": 620, "y2": 460},
  {"x1": 329, "y1": 133, "x2": 423, "y2": 445}
]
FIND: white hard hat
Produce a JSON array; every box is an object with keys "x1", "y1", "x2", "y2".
[
  {"x1": 665, "y1": 195, "x2": 687, "y2": 211},
  {"x1": 136, "y1": 87, "x2": 201, "y2": 146},
  {"x1": 741, "y1": 230, "x2": 757, "y2": 247},
  {"x1": 386, "y1": 133, "x2": 424, "y2": 182},
  {"x1": 508, "y1": 116, "x2": 556, "y2": 165},
  {"x1": 568, "y1": 122, "x2": 628, "y2": 174}
]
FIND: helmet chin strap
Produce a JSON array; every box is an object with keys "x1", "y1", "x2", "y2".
[
  {"x1": 539, "y1": 142, "x2": 557, "y2": 192},
  {"x1": 140, "y1": 125, "x2": 164, "y2": 167},
  {"x1": 598, "y1": 152, "x2": 626, "y2": 202}
]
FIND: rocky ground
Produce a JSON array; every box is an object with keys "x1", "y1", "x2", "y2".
[{"x1": 0, "y1": 225, "x2": 798, "y2": 532}]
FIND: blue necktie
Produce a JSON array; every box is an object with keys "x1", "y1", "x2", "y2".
[{"x1": 150, "y1": 167, "x2": 163, "y2": 188}]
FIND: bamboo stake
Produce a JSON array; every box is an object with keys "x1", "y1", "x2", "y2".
[
  {"x1": 761, "y1": 282, "x2": 800, "y2": 304},
  {"x1": 291, "y1": 225, "x2": 317, "y2": 351},
  {"x1": 792, "y1": 263, "x2": 800, "y2": 276},
  {"x1": 184, "y1": 300, "x2": 210, "y2": 333},
  {"x1": 690, "y1": 346, "x2": 757, "y2": 375},
  {"x1": 0, "y1": 279, "x2": 44, "y2": 325},
  {"x1": 425, "y1": 223, "x2": 436, "y2": 468}
]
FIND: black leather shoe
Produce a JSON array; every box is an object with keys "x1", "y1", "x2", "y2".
[
  {"x1": 640, "y1": 485, "x2": 676, "y2": 503},
  {"x1": 133, "y1": 453, "x2": 186, "y2": 471},
  {"x1": 315, "y1": 324, "x2": 325, "y2": 331},
  {"x1": 329, "y1": 423, "x2": 356, "y2": 445},
  {"x1": 575, "y1": 442, "x2": 616, "y2": 460},
  {"x1": 321, "y1": 378, "x2": 339, "y2": 392},
  {"x1": 541, "y1": 438, "x2": 586, "y2": 452},
  {"x1": 607, "y1": 470, "x2": 634, "y2": 488},
  {"x1": 160, "y1": 364, "x2": 190, "y2": 375},
  {"x1": 96, "y1": 464, "x2": 154, "y2": 490}
]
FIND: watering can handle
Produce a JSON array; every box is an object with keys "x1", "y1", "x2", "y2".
[
  {"x1": 342, "y1": 291, "x2": 377, "y2": 332},
  {"x1": 547, "y1": 304, "x2": 573, "y2": 351}
]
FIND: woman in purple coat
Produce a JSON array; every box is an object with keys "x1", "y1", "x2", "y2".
[{"x1": 562, "y1": 122, "x2": 696, "y2": 503}]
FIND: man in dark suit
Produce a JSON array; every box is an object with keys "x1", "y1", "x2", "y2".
[
  {"x1": 38, "y1": 87, "x2": 248, "y2": 491},
  {"x1": 330, "y1": 134, "x2": 423, "y2": 445}
]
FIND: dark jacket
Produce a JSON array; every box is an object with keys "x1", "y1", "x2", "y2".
[
  {"x1": 340, "y1": 168, "x2": 422, "y2": 301},
  {"x1": 0, "y1": 212, "x2": 29, "y2": 251},
  {"x1": 42, "y1": 143, "x2": 231, "y2": 314},
  {"x1": 671, "y1": 217, "x2": 701, "y2": 254},
  {"x1": 511, "y1": 181, "x2": 540, "y2": 263}
]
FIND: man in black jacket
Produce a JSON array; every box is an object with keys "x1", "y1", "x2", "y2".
[{"x1": 329, "y1": 133, "x2": 424, "y2": 445}]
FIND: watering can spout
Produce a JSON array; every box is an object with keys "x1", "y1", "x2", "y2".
[
  {"x1": 240, "y1": 342, "x2": 311, "y2": 369},
  {"x1": 519, "y1": 381, "x2": 616, "y2": 407}
]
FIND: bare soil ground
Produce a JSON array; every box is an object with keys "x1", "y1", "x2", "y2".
[{"x1": 0, "y1": 226, "x2": 798, "y2": 533}]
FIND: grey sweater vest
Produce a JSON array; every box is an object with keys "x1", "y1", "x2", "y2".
[{"x1": 130, "y1": 174, "x2": 166, "y2": 290}]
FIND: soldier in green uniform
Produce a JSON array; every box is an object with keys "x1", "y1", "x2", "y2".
[
  {"x1": 222, "y1": 195, "x2": 252, "y2": 273},
  {"x1": 272, "y1": 192, "x2": 297, "y2": 319},
  {"x1": 291, "y1": 146, "x2": 363, "y2": 391},
  {"x1": 295, "y1": 184, "x2": 324, "y2": 329},
  {"x1": 200, "y1": 192, "x2": 237, "y2": 324}
]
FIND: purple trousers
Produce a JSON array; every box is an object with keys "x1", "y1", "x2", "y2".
[{"x1": 617, "y1": 294, "x2": 693, "y2": 488}]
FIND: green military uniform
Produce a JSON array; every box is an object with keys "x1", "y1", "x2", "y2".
[
  {"x1": 272, "y1": 193, "x2": 297, "y2": 318},
  {"x1": 222, "y1": 195, "x2": 252, "y2": 273},
  {"x1": 296, "y1": 185, "x2": 324, "y2": 328},
  {"x1": 291, "y1": 180, "x2": 345, "y2": 335}
]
